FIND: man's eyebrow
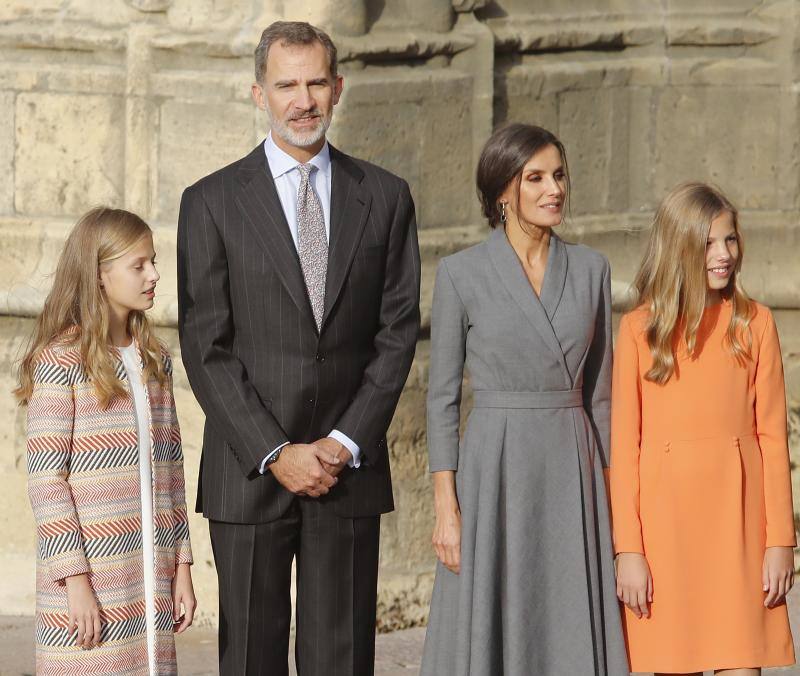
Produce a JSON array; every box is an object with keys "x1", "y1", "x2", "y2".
[{"x1": 273, "y1": 77, "x2": 329, "y2": 87}]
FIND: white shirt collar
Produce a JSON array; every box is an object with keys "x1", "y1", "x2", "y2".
[{"x1": 264, "y1": 132, "x2": 331, "y2": 179}]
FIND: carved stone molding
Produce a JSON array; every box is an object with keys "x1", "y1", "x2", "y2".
[
  {"x1": 452, "y1": 0, "x2": 488, "y2": 12},
  {"x1": 125, "y1": 0, "x2": 172, "y2": 12}
]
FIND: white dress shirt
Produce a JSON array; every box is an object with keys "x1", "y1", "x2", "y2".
[{"x1": 259, "y1": 133, "x2": 361, "y2": 473}]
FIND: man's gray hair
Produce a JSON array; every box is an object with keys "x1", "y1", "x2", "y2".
[{"x1": 254, "y1": 21, "x2": 338, "y2": 83}]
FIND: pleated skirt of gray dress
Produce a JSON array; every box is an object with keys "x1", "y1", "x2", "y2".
[{"x1": 421, "y1": 402, "x2": 629, "y2": 676}]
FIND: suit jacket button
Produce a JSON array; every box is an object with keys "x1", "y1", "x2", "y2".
[{"x1": 315, "y1": 354, "x2": 324, "y2": 362}]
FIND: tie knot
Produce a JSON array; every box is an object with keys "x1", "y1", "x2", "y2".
[{"x1": 297, "y1": 163, "x2": 314, "y2": 180}]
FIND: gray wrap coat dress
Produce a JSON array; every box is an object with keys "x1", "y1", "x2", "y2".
[{"x1": 421, "y1": 228, "x2": 628, "y2": 675}]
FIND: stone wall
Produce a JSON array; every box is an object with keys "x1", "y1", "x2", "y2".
[{"x1": 1, "y1": 0, "x2": 799, "y2": 630}]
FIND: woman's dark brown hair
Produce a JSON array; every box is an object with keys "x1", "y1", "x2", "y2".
[{"x1": 476, "y1": 123, "x2": 570, "y2": 228}]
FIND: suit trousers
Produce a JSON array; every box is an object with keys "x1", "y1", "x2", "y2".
[{"x1": 209, "y1": 498, "x2": 381, "y2": 676}]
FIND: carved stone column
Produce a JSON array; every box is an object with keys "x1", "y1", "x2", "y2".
[
  {"x1": 451, "y1": 0, "x2": 492, "y2": 222},
  {"x1": 283, "y1": 0, "x2": 368, "y2": 36},
  {"x1": 367, "y1": 0, "x2": 454, "y2": 33},
  {"x1": 124, "y1": 24, "x2": 156, "y2": 217}
]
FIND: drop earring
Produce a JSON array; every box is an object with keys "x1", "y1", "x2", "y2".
[{"x1": 499, "y1": 202, "x2": 507, "y2": 225}]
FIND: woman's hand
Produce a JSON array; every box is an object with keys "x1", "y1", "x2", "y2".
[
  {"x1": 171, "y1": 563, "x2": 197, "y2": 633},
  {"x1": 433, "y1": 505, "x2": 462, "y2": 574},
  {"x1": 431, "y1": 471, "x2": 462, "y2": 574},
  {"x1": 65, "y1": 573, "x2": 102, "y2": 649},
  {"x1": 616, "y1": 552, "x2": 653, "y2": 619},
  {"x1": 763, "y1": 546, "x2": 794, "y2": 608}
]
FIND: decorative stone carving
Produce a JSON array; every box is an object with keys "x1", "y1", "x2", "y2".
[
  {"x1": 125, "y1": 0, "x2": 172, "y2": 11},
  {"x1": 1, "y1": 0, "x2": 799, "y2": 634},
  {"x1": 452, "y1": 0, "x2": 488, "y2": 12}
]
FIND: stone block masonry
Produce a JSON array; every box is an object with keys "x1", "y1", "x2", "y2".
[{"x1": 1, "y1": 0, "x2": 799, "y2": 629}]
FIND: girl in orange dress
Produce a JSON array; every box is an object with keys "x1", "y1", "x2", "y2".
[{"x1": 610, "y1": 182, "x2": 796, "y2": 675}]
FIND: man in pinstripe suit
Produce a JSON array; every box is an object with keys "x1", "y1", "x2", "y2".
[{"x1": 176, "y1": 21, "x2": 420, "y2": 676}]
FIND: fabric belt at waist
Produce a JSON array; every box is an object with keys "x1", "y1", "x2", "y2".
[{"x1": 472, "y1": 389, "x2": 583, "y2": 409}]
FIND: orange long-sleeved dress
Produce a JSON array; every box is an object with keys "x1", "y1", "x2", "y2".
[{"x1": 610, "y1": 300, "x2": 796, "y2": 673}]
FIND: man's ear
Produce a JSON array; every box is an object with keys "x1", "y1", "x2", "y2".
[
  {"x1": 251, "y1": 82, "x2": 265, "y2": 110},
  {"x1": 332, "y1": 75, "x2": 344, "y2": 106}
]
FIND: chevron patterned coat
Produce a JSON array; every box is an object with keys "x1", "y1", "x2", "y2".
[{"x1": 26, "y1": 335, "x2": 192, "y2": 675}]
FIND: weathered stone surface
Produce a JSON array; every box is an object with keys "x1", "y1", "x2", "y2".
[
  {"x1": 376, "y1": 571, "x2": 435, "y2": 632},
  {"x1": 653, "y1": 86, "x2": 781, "y2": 211},
  {"x1": 2, "y1": 0, "x2": 800, "y2": 632},
  {"x1": 0, "y1": 93, "x2": 15, "y2": 215},
  {"x1": 0, "y1": 219, "x2": 66, "y2": 318},
  {"x1": 38, "y1": 65, "x2": 126, "y2": 95},
  {"x1": 330, "y1": 68, "x2": 474, "y2": 230},
  {"x1": 149, "y1": 69, "x2": 253, "y2": 104},
  {"x1": 490, "y1": 20, "x2": 661, "y2": 54},
  {"x1": 0, "y1": 0, "x2": 138, "y2": 26},
  {"x1": 58, "y1": 0, "x2": 139, "y2": 25},
  {"x1": 0, "y1": 0, "x2": 62, "y2": 23},
  {"x1": 666, "y1": 0, "x2": 768, "y2": 12},
  {"x1": 0, "y1": 21, "x2": 127, "y2": 51},
  {"x1": 0, "y1": 318, "x2": 44, "y2": 615},
  {"x1": 15, "y1": 93, "x2": 125, "y2": 217},
  {"x1": 490, "y1": 0, "x2": 656, "y2": 14},
  {"x1": 559, "y1": 88, "x2": 619, "y2": 215},
  {"x1": 126, "y1": 0, "x2": 172, "y2": 11},
  {"x1": 156, "y1": 100, "x2": 256, "y2": 224},
  {"x1": 667, "y1": 57, "x2": 779, "y2": 87},
  {"x1": 453, "y1": 0, "x2": 488, "y2": 12},
  {"x1": 167, "y1": 0, "x2": 261, "y2": 34},
  {"x1": 666, "y1": 18, "x2": 778, "y2": 46},
  {"x1": 369, "y1": 0, "x2": 453, "y2": 34},
  {"x1": 0, "y1": 64, "x2": 39, "y2": 91}
]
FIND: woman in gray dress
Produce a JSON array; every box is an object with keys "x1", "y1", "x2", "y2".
[{"x1": 421, "y1": 124, "x2": 628, "y2": 675}]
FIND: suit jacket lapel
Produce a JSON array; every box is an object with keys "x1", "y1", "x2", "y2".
[
  {"x1": 487, "y1": 228, "x2": 571, "y2": 384},
  {"x1": 322, "y1": 146, "x2": 372, "y2": 328},
  {"x1": 233, "y1": 143, "x2": 317, "y2": 332}
]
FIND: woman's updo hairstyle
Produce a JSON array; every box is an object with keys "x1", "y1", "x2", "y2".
[{"x1": 476, "y1": 123, "x2": 570, "y2": 228}]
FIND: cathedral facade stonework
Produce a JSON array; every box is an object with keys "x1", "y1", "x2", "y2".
[{"x1": 1, "y1": 0, "x2": 798, "y2": 628}]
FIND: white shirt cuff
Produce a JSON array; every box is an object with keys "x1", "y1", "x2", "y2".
[
  {"x1": 259, "y1": 441, "x2": 290, "y2": 474},
  {"x1": 328, "y1": 430, "x2": 361, "y2": 468}
]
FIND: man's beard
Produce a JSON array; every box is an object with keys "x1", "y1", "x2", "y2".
[{"x1": 267, "y1": 107, "x2": 331, "y2": 148}]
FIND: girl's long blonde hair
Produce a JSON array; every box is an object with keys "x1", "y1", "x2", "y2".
[
  {"x1": 631, "y1": 182, "x2": 753, "y2": 384},
  {"x1": 14, "y1": 207, "x2": 167, "y2": 407}
]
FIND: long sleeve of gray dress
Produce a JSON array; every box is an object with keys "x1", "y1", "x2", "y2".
[{"x1": 427, "y1": 258, "x2": 468, "y2": 472}]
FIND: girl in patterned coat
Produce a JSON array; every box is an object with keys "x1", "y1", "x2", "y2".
[{"x1": 15, "y1": 207, "x2": 196, "y2": 675}]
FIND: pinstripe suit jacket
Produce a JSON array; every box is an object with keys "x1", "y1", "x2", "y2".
[{"x1": 177, "y1": 141, "x2": 421, "y2": 523}]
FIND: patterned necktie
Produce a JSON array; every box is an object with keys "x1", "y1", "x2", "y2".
[{"x1": 296, "y1": 163, "x2": 328, "y2": 329}]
